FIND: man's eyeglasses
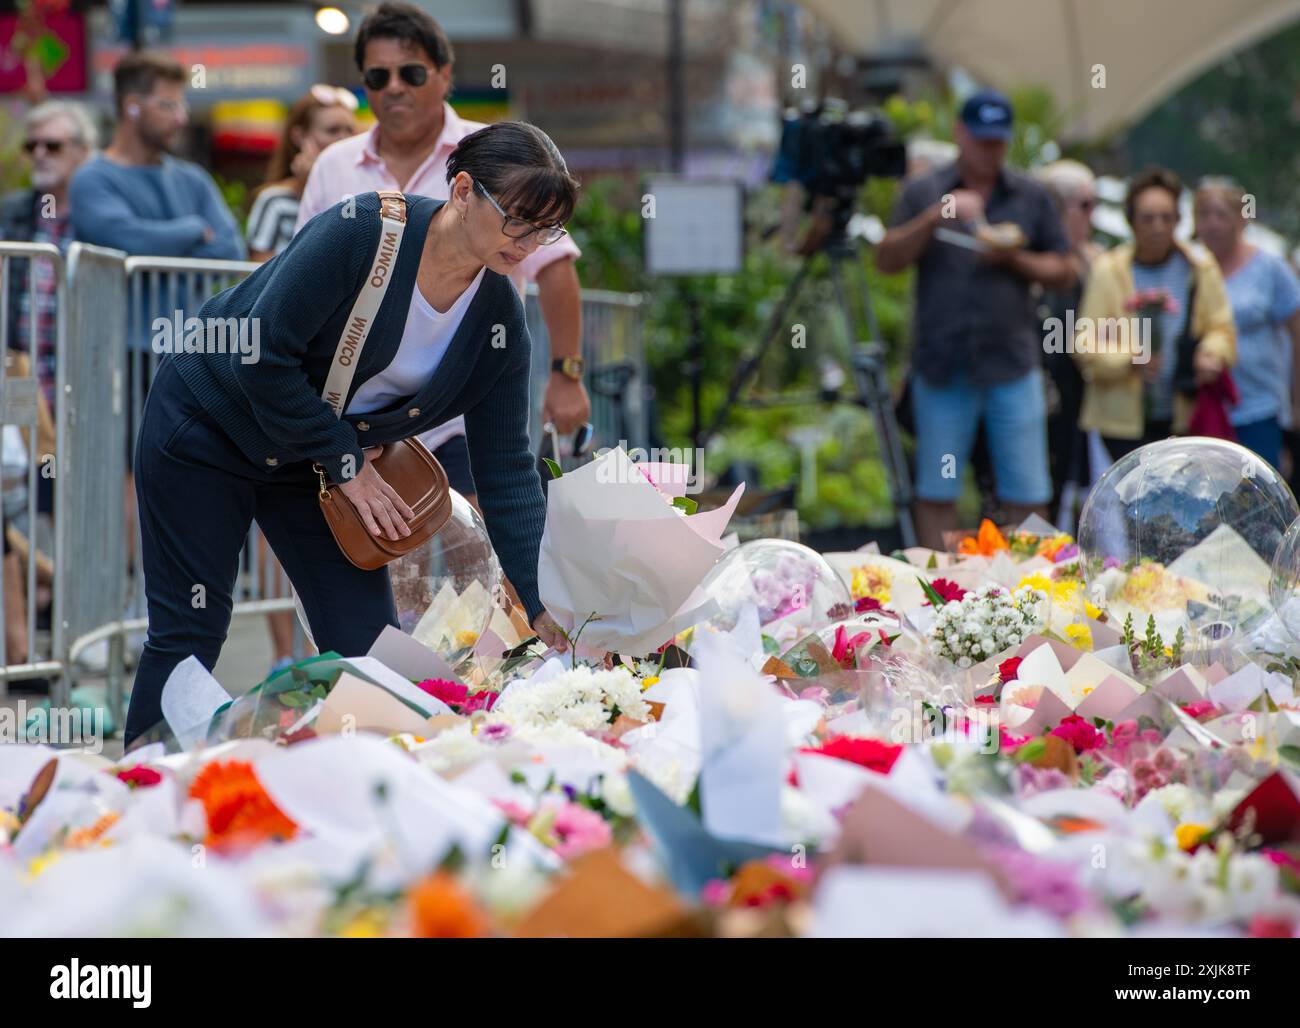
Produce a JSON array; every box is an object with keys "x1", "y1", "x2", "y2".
[
  {"x1": 474, "y1": 180, "x2": 567, "y2": 245},
  {"x1": 23, "y1": 139, "x2": 68, "y2": 155},
  {"x1": 362, "y1": 64, "x2": 430, "y2": 91}
]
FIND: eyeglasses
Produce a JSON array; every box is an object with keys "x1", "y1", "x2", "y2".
[
  {"x1": 310, "y1": 83, "x2": 359, "y2": 112},
  {"x1": 23, "y1": 139, "x2": 69, "y2": 155},
  {"x1": 474, "y1": 180, "x2": 568, "y2": 245},
  {"x1": 362, "y1": 64, "x2": 430, "y2": 91}
]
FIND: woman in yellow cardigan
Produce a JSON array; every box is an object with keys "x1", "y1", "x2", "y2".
[{"x1": 1074, "y1": 166, "x2": 1236, "y2": 461}]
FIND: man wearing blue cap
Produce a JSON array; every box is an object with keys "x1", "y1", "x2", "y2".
[{"x1": 877, "y1": 89, "x2": 1074, "y2": 548}]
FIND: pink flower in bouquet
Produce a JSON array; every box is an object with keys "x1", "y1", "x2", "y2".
[
  {"x1": 1248, "y1": 916, "x2": 1294, "y2": 938},
  {"x1": 998, "y1": 657, "x2": 1023, "y2": 683},
  {"x1": 925, "y1": 578, "x2": 968, "y2": 605},
  {"x1": 116, "y1": 765, "x2": 162, "y2": 789},
  {"x1": 701, "y1": 878, "x2": 732, "y2": 907},
  {"x1": 1015, "y1": 764, "x2": 1071, "y2": 797},
  {"x1": 462, "y1": 689, "x2": 499, "y2": 713},
  {"x1": 550, "y1": 802, "x2": 613, "y2": 859},
  {"x1": 990, "y1": 846, "x2": 1090, "y2": 918},
  {"x1": 854, "y1": 595, "x2": 883, "y2": 613},
  {"x1": 831, "y1": 625, "x2": 874, "y2": 668},
  {"x1": 1051, "y1": 715, "x2": 1103, "y2": 753},
  {"x1": 999, "y1": 725, "x2": 1032, "y2": 752},
  {"x1": 1179, "y1": 699, "x2": 1218, "y2": 720},
  {"x1": 417, "y1": 678, "x2": 468, "y2": 706},
  {"x1": 801, "y1": 735, "x2": 903, "y2": 775},
  {"x1": 494, "y1": 800, "x2": 532, "y2": 827}
]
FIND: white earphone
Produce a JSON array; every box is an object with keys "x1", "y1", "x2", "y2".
[{"x1": 127, "y1": 103, "x2": 141, "y2": 120}]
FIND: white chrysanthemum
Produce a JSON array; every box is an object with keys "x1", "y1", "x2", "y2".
[{"x1": 492, "y1": 665, "x2": 650, "y2": 731}]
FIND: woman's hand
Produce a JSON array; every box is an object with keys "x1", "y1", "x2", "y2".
[
  {"x1": 290, "y1": 137, "x2": 321, "y2": 181},
  {"x1": 531, "y1": 610, "x2": 569, "y2": 652},
  {"x1": 337, "y1": 449, "x2": 415, "y2": 541},
  {"x1": 1193, "y1": 347, "x2": 1225, "y2": 386}
]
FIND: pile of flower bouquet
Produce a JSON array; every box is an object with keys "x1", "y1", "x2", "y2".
[{"x1": 3, "y1": 491, "x2": 1299, "y2": 938}]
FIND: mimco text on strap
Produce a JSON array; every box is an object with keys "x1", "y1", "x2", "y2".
[{"x1": 321, "y1": 191, "x2": 408, "y2": 416}]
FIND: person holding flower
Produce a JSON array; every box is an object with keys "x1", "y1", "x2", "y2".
[
  {"x1": 1074, "y1": 166, "x2": 1236, "y2": 461},
  {"x1": 1192, "y1": 177, "x2": 1300, "y2": 469}
]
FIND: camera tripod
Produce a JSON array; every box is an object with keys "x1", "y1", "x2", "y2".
[{"x1": 699, "y1": 212, "x2": 917, "y2": 547}]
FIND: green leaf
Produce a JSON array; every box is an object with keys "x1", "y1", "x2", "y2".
[
  {"x1": 278, "y1": 689, "x2": 313, "y2": 709},
  {"x1": 761, "y1": 634, "x2": 779, "y2": 655},
  {"x1": 671, "y1": 495, "x2": 698, "y2": 515},
  {"x1": 1013, "y1": 738, "x2": 1047, "y2": 764},
  {"x1": 1280, "y1": 745, "x2": 1300, "y2": 768},
  {"x1": 926, "y1": 553, "x2": 939, "y2": 570},
  {"x1": 542, "y1": 457, "x2": 563, "y2": 479},
  {"x1": 917, "y1": 576, "x2": 947, "y2": 607}
]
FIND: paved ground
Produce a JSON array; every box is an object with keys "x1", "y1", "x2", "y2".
[{"x1": 1, "y1": 614, "x2": 276, "y2": 760}]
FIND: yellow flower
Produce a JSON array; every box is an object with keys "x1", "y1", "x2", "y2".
[
  {"x1": 337, "y1": 908, "x2": 389, "y2": 938},
  {"x1": 24, "y1": 850, "x2": 61, "y2": 881},
  {"x1": 1175, "y1": 823, "x2": 1209, "y2": 852},
  {"x1": 456, "y1": 630, "x2": 479, "y2": 648},
  {"x1": 641, "y1": 675, "x2": 660, "y2": 691},
  {"x1": 849, "y1": 564, "x2": 892, "y2": 603},
  {"x1": 1064, "y1": 623, "x2": 1092, "y2": 650},
  {"x1": 1084, "y1": 600, "x2": 1101, "y2": 620}
]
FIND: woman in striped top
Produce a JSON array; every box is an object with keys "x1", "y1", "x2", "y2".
[{"x1": 246, "y1": 85, "x2": 359, "y2": 261}]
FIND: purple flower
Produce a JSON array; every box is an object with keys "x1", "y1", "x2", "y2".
[
  {"x1": 479, "y1": 723, "x2": 512, "y2": 743},
  {"x1": 989, "y1": 846, "x2": 1091, "y2": 919},
  {"x1": 1053, "y1": 543, "x2": 1079, "y2": 562},
  {"x1": 1102, "y1": 556, "x2": 1121, "y2": 570}
]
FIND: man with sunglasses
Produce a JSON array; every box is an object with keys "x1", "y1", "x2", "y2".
[
  {"x1": 2, "y1": 101, "x2": 95, "y2": 411},
  {"x1": 296, "y1": 3, "x2": 588, "y2": 507}
]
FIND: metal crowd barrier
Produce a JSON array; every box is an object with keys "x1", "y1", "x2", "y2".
[
  {"x1": 0, "y1": 242, "x2": 66, "y2": 700},
  {"x1": 1, "y1": 240, "x2": 647, "y2": 735}
]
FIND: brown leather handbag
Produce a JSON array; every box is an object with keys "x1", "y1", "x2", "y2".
[
  {"x1": 314, "y1": 437, "x2": 452, "y2": 570},
  {"x1": 312, "y1": 190, "x2": 453, "y2": 570}
]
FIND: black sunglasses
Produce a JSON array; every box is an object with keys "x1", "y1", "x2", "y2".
[
  {"x1": 23, "y1": 139, "x2": 66, "y2": 155},
  {"x1": 362, "y1": 64, "x2": 430, "y2": 91}
]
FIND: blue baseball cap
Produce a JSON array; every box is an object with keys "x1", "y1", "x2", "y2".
[{"x1": 959, "y1": 89, "x2": 1013, "y2": 140}]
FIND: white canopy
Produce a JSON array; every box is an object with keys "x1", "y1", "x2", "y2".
[{"x1": 797, "y1": 0, "x2": 1300, "y2": 141}]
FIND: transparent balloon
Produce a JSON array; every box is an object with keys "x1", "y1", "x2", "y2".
[
  {"x1": 296, "y1": 489, "x2": 503, "y2": 665},
  {"x1": 692, "y1": 539, "x2": 851, "y2": 651},
  {"x1": 1267, "y1": 516, "x2": 1300, "y2": 646},
  {"x1": 1077, "y1": 437, "x2": 1298, "y2": 647}
]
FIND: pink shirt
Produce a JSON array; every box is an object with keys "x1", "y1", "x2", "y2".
[{"x1": 295, "y1": 103, "x2": 580, "y2": 449}]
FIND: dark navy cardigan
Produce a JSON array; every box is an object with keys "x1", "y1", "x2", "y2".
[{"x1": 171, "y1": 192, "x2": 547, "y2": 620}]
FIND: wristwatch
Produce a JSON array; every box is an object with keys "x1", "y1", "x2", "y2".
[{"x1": 551, "y1": 356, "x2": 585, "y2": 381}]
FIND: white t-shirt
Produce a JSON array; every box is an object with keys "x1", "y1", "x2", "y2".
[{"x1": 346, "y1": 266, "x2": 486, "y2": 416}]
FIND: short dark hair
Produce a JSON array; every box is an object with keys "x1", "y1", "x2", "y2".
[
  {"x1": 354, "y1": 2, "x2": 454, "y2": 70},
  {"x1": 447, "y1": 122, "x2": 581, "y2": 227},
  {"x1": 113, "y1": 51, "x2": 185, "y2": 113},
  {"x1": 1125, "y1": 165, "x2": 1182, "y2": 225}
]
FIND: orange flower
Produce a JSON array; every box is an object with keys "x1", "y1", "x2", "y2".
[
  {"x1": 408, "y1": 872, "x2": 489, "y2": 938},
  {"x1": 188, "y1": 759, "x2": 297, "y2": 853},
  {"x1": 958, "y1": 518, "x2": 1009, "y2": 557},
  {"x1": 66, "y1": 811, "x2": 120, "y2": 849}
]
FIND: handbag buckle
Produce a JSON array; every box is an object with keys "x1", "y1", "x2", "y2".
[{"x1": 312, "y1": 462, "x2": 329, "y2": 500}]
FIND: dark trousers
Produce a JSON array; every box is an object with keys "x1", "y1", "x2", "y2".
[
  {"x1": 126, "y1": 359, "x2": 398, "y2": 746},
  {"x1": 1102, "y1": 418, "x2": 1173, "y2": 463}
]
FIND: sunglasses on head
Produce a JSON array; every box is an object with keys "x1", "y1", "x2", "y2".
[
  {"x1": 23, "y1": 139, "x2": 67, "y2": 155},
  {"x1": 362, "y1": 64, "x2": 430, "y2": 91}
]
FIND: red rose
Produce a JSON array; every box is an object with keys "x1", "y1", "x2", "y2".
[
  {"x1": 974, "y1": 694, "x2": 998, "y2": 706},
  {"x1": 462, "y1": 689, "x2": 499, "y2": 713},
  {"x1": 1050, "y1": 714, "x2": 1103, "y2": 753},
  {"x1": 854, "y1": 596, "x2": 883, "y2": 613},
  {"x1": 116, "y1": 765, "x2": 162, "y2": 788},
  {"x1": 998, "y1": 657, "x2": 1023, "y2": 683},
  {"x1": 801, "y1": 736, "x2": 903, "y2": 775}
]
